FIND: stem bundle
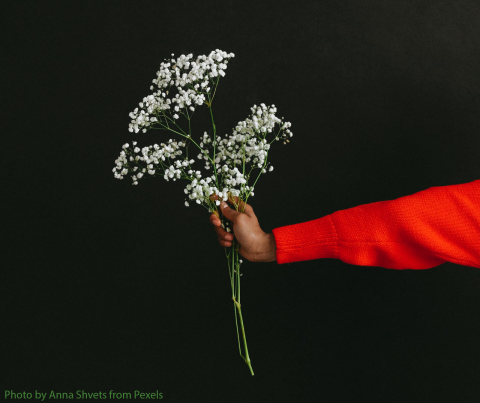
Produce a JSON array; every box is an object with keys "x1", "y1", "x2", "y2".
[{"x1": 224, "y1": 216, "x2": 254, "y2": 376}]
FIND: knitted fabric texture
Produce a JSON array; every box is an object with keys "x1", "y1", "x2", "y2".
[{"x1": 272, "y1": 179, "x2": 480, "y2": 269}]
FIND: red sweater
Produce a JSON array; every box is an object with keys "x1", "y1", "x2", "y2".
[{"x1": 272, "y1": 179, "x2": 480, "y2": 269}]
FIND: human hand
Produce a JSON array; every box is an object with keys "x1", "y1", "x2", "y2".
[{"x1": 209, "y1": 194, "x2": 277, "y2": 262}]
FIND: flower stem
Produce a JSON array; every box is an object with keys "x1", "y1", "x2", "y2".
[
  {"x1": 235, "y1": 298, "x2": 254, "y2": 376},
  {"x1": 227, "y1": 232, "x2": 254, "y2": 375},
  {"x1": 208, "y1": 94, "x2": 221, "y2": 191}
]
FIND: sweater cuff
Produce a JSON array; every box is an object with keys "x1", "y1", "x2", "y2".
[{"x1": 272, "y1": 215, "x2": 339, "y2": 264}]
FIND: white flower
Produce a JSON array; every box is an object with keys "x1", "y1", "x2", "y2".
[
  {"x1": 185, "y1": 201, "x2": 189, "y2": 207},
  {"x1": 115, "y1": 52, "x2": 292, "y2": 215}
]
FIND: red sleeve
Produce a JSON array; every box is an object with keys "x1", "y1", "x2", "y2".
[{"x1": 272, "y1": 180, "x2": 480, "y2": 269}]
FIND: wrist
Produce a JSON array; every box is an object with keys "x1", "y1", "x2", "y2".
[{"x1": 256, "y1": 232, "x2": 277, "y2": 262}]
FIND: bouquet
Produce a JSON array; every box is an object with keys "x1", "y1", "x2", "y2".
[{"x1": 112, "y1": 49, "x2": 293, "y2": 375}]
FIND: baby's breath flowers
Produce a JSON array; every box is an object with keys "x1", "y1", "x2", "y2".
[{"x1": 112, "y1": 49, "x2": 292, "y2": 375}]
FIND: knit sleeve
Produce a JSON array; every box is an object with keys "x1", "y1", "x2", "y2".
[{"x1": 272, "y1": 180, "x2": 480, "y2": 269}]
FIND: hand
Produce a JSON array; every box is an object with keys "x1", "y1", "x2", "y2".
[{"x1": 209, "y1": 194, "x2": 277, "y2": 262}]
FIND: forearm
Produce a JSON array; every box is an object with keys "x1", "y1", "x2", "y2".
[{"x1": 272, "y1": 180, "x2": 480, "y2": 269}]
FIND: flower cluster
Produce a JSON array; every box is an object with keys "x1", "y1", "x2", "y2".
[
  {"x1": 128, "y1": 49, "x2": 235, "y2": 134},
  {"x1": 113, "y1": 50, "x2": 292, "y2": 214},
  {"x1": 114, "y1": 104, "x2": 292, "y2": 206},
  {"x1": 112, "y1": 139, "x2": 188, "y2": 184}
]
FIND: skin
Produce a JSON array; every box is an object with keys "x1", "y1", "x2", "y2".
[{"x1": 209, "y1": 194, "x2": 277, "y2": 262}]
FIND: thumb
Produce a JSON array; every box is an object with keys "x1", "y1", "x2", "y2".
[{"x1": 220, "y1": 200, "x2": 240, "y2": 222}]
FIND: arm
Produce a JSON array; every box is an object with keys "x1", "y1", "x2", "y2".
[{"x1": 272, "y1": 180, "x2": 480, "y2": 269}]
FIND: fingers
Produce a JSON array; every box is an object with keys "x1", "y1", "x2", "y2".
[
  {"x1": 210, "y1": 193, "x2": 254, "y2": 218},
  {"x1": 219, "y1": 200, "x2": 239, "y2": 221},
  {"x1": 216, "y1": 225, "x2": 234, "y2": 247},
  {"x1": 218, "y1": 235, "x2": 233, "y2": 248},
  {"x1": 209, "y1": 212, "x2": 234, "y2": 247},
  {"x1": 209, "y1": 212, "x2": 221, "y2": 227},
  {"x1": 214, "y1": 222, "x2": 233, "y2": 240},
  {"x1": 228, "y1": 194, "x2": 254, "y2": 217}
]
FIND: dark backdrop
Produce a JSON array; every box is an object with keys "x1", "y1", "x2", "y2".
[{"x1": 3, "y1": 1, "x2": 480, "y2": 402}]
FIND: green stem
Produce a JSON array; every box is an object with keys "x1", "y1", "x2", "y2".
[
  {"x1": 234, "y1": 290, "x2": 254, "y2": 375},
  {"x1": 209, "y1": 75, "x2": 220, "y2": 104},
  {"x1": 244, "y1": 150, "x2": 269, "y2": 203},
  {"x1": 207, "y1": 93, "x2": 220, "y2": 191},
  {"x1": 226, "y1": 245, "x2": 241, "y2": 356},
  {"x1": 156, "y1": 113, "x2": 214, "y2": 165},
  {"x1": 236, "y1": 244, "x2": 240, "y2": 305},
  {"x1": 227, "y1": 227, "x2": 254, "y2": 375}
]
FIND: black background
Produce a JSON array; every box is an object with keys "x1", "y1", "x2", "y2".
[{"x1": 3, "y1": 1, "x2": 480, "y2": 402}]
